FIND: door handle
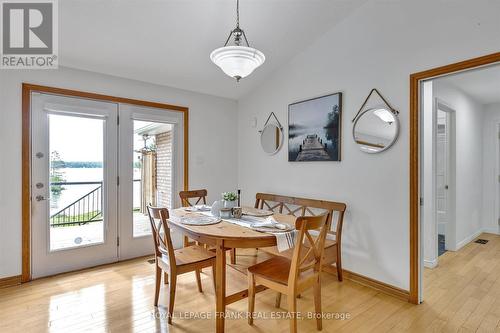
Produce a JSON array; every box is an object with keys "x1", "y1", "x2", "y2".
[
  {"x1": 445, "y1": 185, "x2": 449, "y2": 190},
  {"x1": 35, "y1": 195, "x2": 47, "y2": 201}
]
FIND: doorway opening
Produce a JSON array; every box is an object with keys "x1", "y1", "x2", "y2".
[
  {"x1": 422, "y1": 89, "x2": 457, "y2": 269},
  {"x1": 132, "y1": 120, "x2": 174, "y2": 238},
  {"x1": 435, "y1": 102, "x2": 455, "y2": 258},
  {"x1": 411, "y1": 53, "x2": 500, "y2": 304}
]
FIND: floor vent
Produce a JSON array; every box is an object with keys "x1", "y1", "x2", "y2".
[
  {"x1": 475, "y1": 239, "x2": 489, "y2": 244},
  {"x1": 147, "y1": 258, "x2": 156, "y2": 264}
]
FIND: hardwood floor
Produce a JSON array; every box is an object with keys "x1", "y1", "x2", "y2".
[{"x1": 1, "y1": 233, "x2": 499, "y2": 333}]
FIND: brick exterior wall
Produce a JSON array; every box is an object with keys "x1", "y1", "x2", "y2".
[{"x1": 155, "y1": 131, "x2": 172, "y2": 208}]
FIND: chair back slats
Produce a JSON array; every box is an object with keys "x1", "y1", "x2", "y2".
[
  {"x1": 289, "y1": 214, "x2": 329, "y2": 285},
  {"x1": 147, "y1": 205, "x2": 176, "y2": 268},
  {"x1": 179, "y1": 189, "x2": 208, "y2": 207},
  {"x1": 254, "y1": 193, "x2": 346, "y2": 238}
]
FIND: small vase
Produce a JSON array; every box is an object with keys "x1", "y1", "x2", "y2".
[{"x1": 223, "y1": 200, "x2": 236, "y2": 209}]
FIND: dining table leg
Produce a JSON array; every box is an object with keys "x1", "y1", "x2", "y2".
[{"x1": 215, "y1": 239, "x2": 226, "y2": 333}]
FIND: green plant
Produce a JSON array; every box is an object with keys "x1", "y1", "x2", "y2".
[
  {"x1": 222, "y1": 191, "x2": 238, "y2": 201},
  {"x1": 50, "y1": 151, "x2": 66, "y2": 196}
]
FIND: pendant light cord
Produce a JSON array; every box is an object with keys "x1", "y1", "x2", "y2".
[
  {"x1": 236, "y1": 0, "x2": 240, "y2": 28},
  {"x1": 223, "y1": 0, "x2": 250, "y2": 47}
]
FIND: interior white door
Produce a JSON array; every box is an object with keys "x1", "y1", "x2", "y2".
[
  {"x1": 31, "y1": 92, "x2": 119, "y2": 278},
  {"x1": 436, "y1": 109, "x2": 450, "y2": 244},
  {"x1": 118, "y1": 104, "x2": 185, "y2": 259}
]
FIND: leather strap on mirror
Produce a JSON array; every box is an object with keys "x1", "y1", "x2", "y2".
[
  {"x1": 352, "y1": 88, "x2": 399, "y2": 123},
  {"x1": 259, "y1": 111, "x2": 283, "y2": 133}
]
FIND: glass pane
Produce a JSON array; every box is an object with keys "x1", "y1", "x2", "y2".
[
  {"x1": 133, "y1": 120, "x2": 173, "y2": 237},
  {"x1": 49, "y1": 114, "x2": 105, "y2": 250}
]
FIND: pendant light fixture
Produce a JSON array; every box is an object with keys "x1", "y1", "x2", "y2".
[{"x1": 210, "y1": 0, "x2": 265, "y2": 82}]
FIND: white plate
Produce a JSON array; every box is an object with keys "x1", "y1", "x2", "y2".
[
  {"x1": 184, "y1": 205, "x2": 211, "y2": 212},
  {"x1": 242, "y1": 208, "x2": 274, "y2": 217},
  {"x1": 181, "y1": 216, "x2": 221, "y2": 226}
]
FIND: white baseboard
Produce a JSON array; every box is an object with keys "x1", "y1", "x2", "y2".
[
  {"x1": 425, "y1": 229, "x2": 499, "y2": 269},
  {"x1": 455, "y1": 229, "x2": 485, "y2": 251},
  {"x1": 424, "y1": 259, "x2": 438, "y2": 268},
  {"x1": 482, "y1": 227, "x2": 500, "y2": 235}
]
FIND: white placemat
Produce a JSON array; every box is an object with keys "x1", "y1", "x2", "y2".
[
  {"x1": 207, "y1": 213, "x2": 297, "y2": 252},
  {"x1": 274, "y1": 230, "x2": 298, "y2": 252}
]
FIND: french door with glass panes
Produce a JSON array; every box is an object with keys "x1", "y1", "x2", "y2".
[
  {"x1": 31, "y1": 93, "x2": 119, "y2": 278},
  {"x1": 31, "y1": 92, "x2": 184, "y2": 278},
  {"x1": 118, "y1": 104, "x2": 185, "y2": 259}
]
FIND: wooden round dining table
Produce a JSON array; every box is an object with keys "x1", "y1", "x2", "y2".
[{"x1": 167, "y1": 208, "x2": 296, "y2": 333}]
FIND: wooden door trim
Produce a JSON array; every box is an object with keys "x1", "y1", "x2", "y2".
[
  {"x1": 409, "y1": 52, "x2": 500, "y2": 304},
  {"x1": 22, "y1": 83, "x2": 190, "y2": 282}
]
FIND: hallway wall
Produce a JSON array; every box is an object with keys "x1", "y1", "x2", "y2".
[
  {"x1": 482, "y1": 103, "x2": 500, "y2": 235},
  {"x1": 432, "y1": 80, "x2": 484, "y2": 251}
]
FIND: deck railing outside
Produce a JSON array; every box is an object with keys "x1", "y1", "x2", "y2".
[{"x1": 50, "y1": 180, "x2": 140, "y2": 227}]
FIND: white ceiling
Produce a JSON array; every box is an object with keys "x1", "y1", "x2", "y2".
[
  {"x1": 437, "y1": 63, "x2": 500, "y2": 104},
  {"x1": 59, "y1": 0, "x2": 367, "y2": 100}
]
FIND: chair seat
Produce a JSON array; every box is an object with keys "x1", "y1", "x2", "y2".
[
  {"x1": 248, "y1": 256, "x2": 293, "y2": 285},
  {"x1": 160, "y1": 245, "x2": 215, "y2": 267}
]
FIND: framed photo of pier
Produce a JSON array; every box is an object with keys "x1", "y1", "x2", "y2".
[{"x1": 288, "y1": 92, "x2": 342, "y2": 162}]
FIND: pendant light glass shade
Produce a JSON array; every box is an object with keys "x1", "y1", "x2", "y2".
[
  {"x1": 210, "y1": 45, "x2": 265, "y2": 81},
  {"x1": 210, "y1": 0, "x2": 265, "y2": 81}
]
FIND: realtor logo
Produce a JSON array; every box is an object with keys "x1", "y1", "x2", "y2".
[{"x1": 1, "y1": 0, "x2": 58, "y2": 69}]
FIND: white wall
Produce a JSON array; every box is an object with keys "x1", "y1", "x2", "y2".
[
  {"x1": 431, "y1": 80, "x2": 484, "y2": 253},
  {"x1": 482, "y1": 103, "x2": 500, "y2": 235},
  {"x1": 237, "y1": 0, "x2": 500, "y2": 290},
  {"x1": 0, "y1": 67, "x2": 238, "y2": 279}
]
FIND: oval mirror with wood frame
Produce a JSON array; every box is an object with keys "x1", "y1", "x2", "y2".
[
  {"x1": 352, "y1": 107, "x2": 399, "y2": 153},
  {"x1": 260, "y1": 123, "x2": 283, "y2": 155}
]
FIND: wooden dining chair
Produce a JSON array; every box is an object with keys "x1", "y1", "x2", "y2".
[
  {"x1": 254, "y1": 193, "x2": 346, "y2": 281},
  {"x1": 179, "y1": 189, "x2": 208, "y2": 208},
  {"x1": 247, "y1": 214, "x2": 330, "y2": 333},
  {"x1": 147, "y1": 205, "x2": 216, "y2": 324},
  {"x1": 179, "y1": 189, "x2": 208, "y2": 248},
  {"x1": 179, "y1": 189, "x2": 236, "y2": 264}
]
